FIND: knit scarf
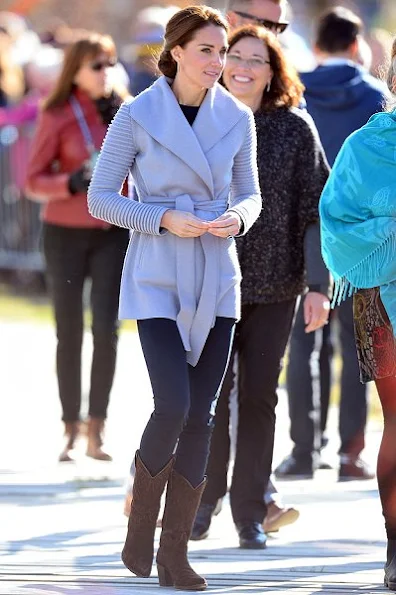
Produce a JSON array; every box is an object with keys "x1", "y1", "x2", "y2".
[{"x1": 320, "y1": 110, "x2": 396, "y2": 338}]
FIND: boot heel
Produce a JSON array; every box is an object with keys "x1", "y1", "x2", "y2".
[{"x1": 157, "y1": 563, "x2": 173, "y2": 587}]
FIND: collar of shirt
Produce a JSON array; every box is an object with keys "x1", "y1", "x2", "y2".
[{"x1": 320, "y1": 57, "x2": 355, "y2": 67}]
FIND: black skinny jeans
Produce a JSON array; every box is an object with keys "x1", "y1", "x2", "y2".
[
  {"x1": 43, "y1": 223, "x2": 129, "y2": 422},
  {"x1": 137, "y1": 317, "x2": 235, "y2": 488},
  {"x1": 201, "y1": 300, "x2": 296, "y2": 523},
  {"x1": 287, "y1": 297, "x2": 367, "y2": 463}
]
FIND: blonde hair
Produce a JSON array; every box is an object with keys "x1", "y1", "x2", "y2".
[
  {"x1": 386, "y1": 37, "x2": 396, "y2": 111},
  {"x1": 0, "y1": 34, "x2": 24, "y2": 102}
]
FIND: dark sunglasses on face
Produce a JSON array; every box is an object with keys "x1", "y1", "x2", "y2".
[
  {"x1": 90, "y1": 59, "x2": 117, "y2": 72},
  {"x1": 233, "y1": 10, "x2": 289, "y2": 34}
]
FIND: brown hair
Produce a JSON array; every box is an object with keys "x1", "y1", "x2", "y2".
[
  {"x1": 315, "y1": 7, "x2": 362, "y2": 54},
  {"x1": 386, "y1": 37, "x2": 396, "y2": 111},
  {"x1": 226, "y1": 25, "x2": 304, "y2": 111},
  {"x1": 158, "y1": 5, "x2": 229, "y2": 79},
  {"x1": 43, "y1": 32, "x2": 124, "y2": 110}
]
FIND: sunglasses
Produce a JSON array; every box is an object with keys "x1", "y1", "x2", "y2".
[
  {"x1": 233, "y1": 11, "x2": 289, "y2": 34},
  {"x1": 90, "y1": 60, "x2": 116, "y2": 72}
]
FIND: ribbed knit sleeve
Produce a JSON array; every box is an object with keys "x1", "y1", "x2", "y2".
[
  {"x1": 228, "y1": 110, "x2": 262, "y2": 235},
  {"x1": 88, "y1": 101, "x2": 168, "y2": 234}
]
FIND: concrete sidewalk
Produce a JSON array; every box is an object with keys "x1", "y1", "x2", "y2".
[{"x1": 0, "y1": 319, "x2": 388, "y2": 594}]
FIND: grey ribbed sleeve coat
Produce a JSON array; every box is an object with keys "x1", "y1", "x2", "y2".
[{"x1": 88, "y1": 76, "x2": 261, "y2": 365}]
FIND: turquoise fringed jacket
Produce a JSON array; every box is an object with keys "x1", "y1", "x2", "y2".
[{"x1": 320, "y1": 110, "x2": 396, "y2": 338}]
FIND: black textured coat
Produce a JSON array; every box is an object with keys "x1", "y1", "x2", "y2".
[{"x1": 237, "y1": 106, "x2": 329, "y2": 305}]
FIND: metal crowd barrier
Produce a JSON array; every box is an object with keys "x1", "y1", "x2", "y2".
[{"x1": 0, "y1": 123, "x2": 44, "y2": 271}]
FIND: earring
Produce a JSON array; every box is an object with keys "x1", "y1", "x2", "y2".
[{"x1": 266, "y1": 81, "x2": 271, "y2": 92}]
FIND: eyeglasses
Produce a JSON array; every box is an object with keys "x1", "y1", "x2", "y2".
[
  {"x1": 227, "y1": 53, "x2": 270, "y2": 68},
  {"x1": 233, "y1": 10, "x2": 289, "y2": 34},
  {"x1": 90, "y1": 60, "x2": 116, "y2": 72}
]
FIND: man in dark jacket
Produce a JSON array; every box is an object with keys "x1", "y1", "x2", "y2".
[
  {"x1": 302, "y1": 8, "x2": 386, "y2": 166},
  {"x1": 276, "y1": 6, "x2": 388, "y2": 482}
]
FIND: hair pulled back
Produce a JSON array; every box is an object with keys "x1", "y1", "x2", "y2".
[{"x1": 157, "y1": 5, "x2": 229, "y2": 78}]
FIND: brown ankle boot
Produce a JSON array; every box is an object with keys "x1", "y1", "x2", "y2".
[
  {"x1": 122, "y1": 452, "x2": 173, "y2": 578},
  {"x1": 156, "y1": 469, "x2": 207, "y2": 590},
  {"x1": 86, "y1": 417, "x2": 112, "y2": 461},
  {"x1": 59, "y1": 421, "x2": 79, "y2": 462}
]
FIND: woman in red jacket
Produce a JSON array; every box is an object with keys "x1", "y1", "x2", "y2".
[{"x1": 26, "y1": 33, "x2": 130, "y2": 462}]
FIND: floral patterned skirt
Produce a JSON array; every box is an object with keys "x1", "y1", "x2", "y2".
[{"x1": 353, "y1": 287, "x2": 396, "y2": 383}]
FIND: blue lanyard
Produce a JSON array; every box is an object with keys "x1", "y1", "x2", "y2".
[{"x1": 69, "y1": 95, "x2": 95, "y2": 155}]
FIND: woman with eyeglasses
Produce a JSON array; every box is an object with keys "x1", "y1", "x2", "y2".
[
  {"x1": 192, "y1": 25, "x2": 331, "y2": 548},
  {"x1": 26, "y1": 33, "x2": 130, "y2": 463}
]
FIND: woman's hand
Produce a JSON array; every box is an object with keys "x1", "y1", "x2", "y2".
[
  {"x1": 160, "y1": 210, "x2": 210, "y2": 238},
  {"x1": 207, "y1": 212, "x2": 242, "y2": 238},
  {"x1": 304, "y1": 292, "x2": 331, "y2": 333}
]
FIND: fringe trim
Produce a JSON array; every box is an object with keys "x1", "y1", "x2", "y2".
[{"x1": 331, "y1": 231, "x2": 396, "y2": 308}]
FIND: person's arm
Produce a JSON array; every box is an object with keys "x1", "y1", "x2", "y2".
[
  {"x1": 295, "y1": 113, "x2": 331, "y2": 332},
  {"x1": 25, "y1": 110, "x2": 72, "y2": 202},
  {"x1": 304, "y1": 222, "x2": 332, "y2": 298},
  {"x1": 303, "y1": 221, "x2": 332, "y2": 333},
  {"x1": 88, "y1": 101, "x2": 169, "y2": 234},
  {"x1": 227, "y1": 110, "x2": 262, "y2": 235}
]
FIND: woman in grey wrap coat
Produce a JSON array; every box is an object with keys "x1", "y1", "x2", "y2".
[{"x1": 88, "y1": 6, "x2": 261, "y2": 590}]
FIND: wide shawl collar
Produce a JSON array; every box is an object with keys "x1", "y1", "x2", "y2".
[
  {"x1": 320, "y1": 110, "x2": 396, "y2": 338},
  {"x1": 128, "y1": 76, "x2": 247, "y2": 366},
  {"x1": 130, "y1": 75, "x2": 245, "y2": 197}
]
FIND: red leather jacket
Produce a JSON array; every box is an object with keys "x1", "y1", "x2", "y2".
[{"x1": 26, "y1": 88, "x2": 118, "y2": 228}]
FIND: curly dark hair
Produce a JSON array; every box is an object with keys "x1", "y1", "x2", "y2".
[{"x1": 225, "y1": 25, "x2": 304, "y2": 111}]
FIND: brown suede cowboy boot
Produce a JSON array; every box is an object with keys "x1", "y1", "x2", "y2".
[
  {"x1": 121, "y1": 451, "x2": 173, "y2": 578},
  {"x1": 156, "y1": 469, "x2": 207, "y2": 590}
]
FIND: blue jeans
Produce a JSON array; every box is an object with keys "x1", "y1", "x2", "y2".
[{"x1": 137, "y1": 317, "x2": 235, "y2": 487}]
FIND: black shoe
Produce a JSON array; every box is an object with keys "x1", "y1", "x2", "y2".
[
  {"x1": 318, "y1": 459, "x2": 333, "y2": 470},
  {"x1": 274, "y1": 455, "x2": 314, "y2": 480},
  {"x1": 190, "y1": 498, "x2": 222, "y2": 541},
  {"x1": 236, "y1": 521, "x2": 267, "y2": 549},
  {"x1": 338, "y1": 456, "x2": 375, "y2": 481},
  {"x1": 385, "y1": 539, "x2": 396, "y2": 591}
]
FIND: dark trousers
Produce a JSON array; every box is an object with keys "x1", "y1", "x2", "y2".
[
  {"x1": 287, "y1": 296, "x2": 367, "y2": 463},
  {"x1": 202, "y1": 300, "x2": 296, "y2": 524},
  {"x1": 137, "y1": 317, "x2": 235, "y2": 488},
  {"x1": 43, "y1": 223, "x2": 129, "y2": 422}
]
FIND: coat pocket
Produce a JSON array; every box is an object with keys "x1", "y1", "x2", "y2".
[
  {"x1": 135, "y1": 233, "x2": 177, "y2": 289},
  {"x1": 137, "y1": 233, "x2": 150, "y2": 269}
]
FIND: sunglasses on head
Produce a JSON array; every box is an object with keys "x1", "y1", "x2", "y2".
[
  {"x1": 90, "y1": 59, "x2": 116, "y2": 72},
  {"x1": 233, "y1": 10, "x2": 289, "y2": 34}
]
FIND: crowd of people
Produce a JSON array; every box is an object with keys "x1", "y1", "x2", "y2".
[{"x1": 1, "y1": 0, "x2": 396, "y2": 591}]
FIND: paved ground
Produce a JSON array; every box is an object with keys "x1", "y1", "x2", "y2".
[{"x1": 0, "y1": 319, "x2": 390, "y2": 594}]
